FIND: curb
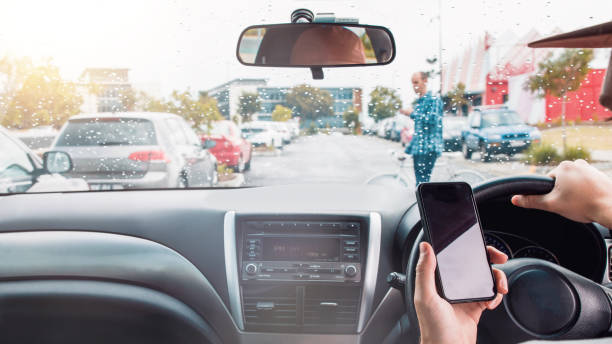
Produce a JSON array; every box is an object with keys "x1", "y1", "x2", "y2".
[{"x1": 217, "y1": 173, "x2": 245, "y2": 187}]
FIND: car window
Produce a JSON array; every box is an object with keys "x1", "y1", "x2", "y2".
[
  {"x1": 179, "y1": 120, "x2": 201, "y2": 146},
  {"x1": 210, "y1": 122, "x2": 231, "y2": 137},
  {"x1": 164, "y1": 118, "x2": 189, "y2": 146},
  {"x1": 0, "y1": 132, "x2": 35, "y2": 176},
  {"x1": 469, "y1": 115, "x2": 480, "y2": 128},
  {"x1": 56, "y1": 118, "x2": 157, "y2": 146},
  {"x1": 481, "y1": 112, "x2": 523, "y2": 128}
]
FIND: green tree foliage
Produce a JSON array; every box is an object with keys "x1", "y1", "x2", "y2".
[
  {"x1": 0, "y1": 56, "x2": 33, "y2": 116},
  {"x1": 137, "y1": 90, "x2": 222, "y2": 130},
  {"x1": 445, "y1": 82, "x2": 469, "y2": 116},
  {"x1": 368, "y1": 86, "x2": 402, "y2": 122},
  {"x1": 526, "y1": 48, "x2": 594, "y2": 151},
  {"x1": 1, "y1": 61, "x2": 82, "y2": 129},
  {"x1": 526, "y1": 49, "x2": 593, "y2": 98},
  {"x1": 285, "y1": 84, "x2": 334, "y2": 120},
  {"x1": 343, "y1": 107, "x2": 360, "y2": 133},
  {"x1": 271, "y1": 104, "x2": 292, "y2": 122},
  {"x1": 237, "y1": 92, "x2": 261, "y2": 122}
]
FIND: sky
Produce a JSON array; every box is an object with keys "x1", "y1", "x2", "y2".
[{"x1": 0, "y1": 0, "x2": 610, "y2": 104}]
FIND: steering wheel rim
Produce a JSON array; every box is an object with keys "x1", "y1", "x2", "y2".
[{"x1": 403, "y1": 175, "x2": 612, "y2": 343}]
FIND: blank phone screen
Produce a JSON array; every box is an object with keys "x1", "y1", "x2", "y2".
[{"x1": 419, "y1": 183, "x2": 495, "y2": 301}]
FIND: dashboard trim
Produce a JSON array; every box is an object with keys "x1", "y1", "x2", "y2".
[
  {"x1": 224, "y1": 211, "x2": 244, "y2": 330},
  {"x1": 358, "y1": 212, "x2": 382, "y2": 332}
]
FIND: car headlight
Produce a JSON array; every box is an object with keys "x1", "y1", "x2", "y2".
[{"x1": 487, "y1": 134, "x2": 502, "y2": 141}]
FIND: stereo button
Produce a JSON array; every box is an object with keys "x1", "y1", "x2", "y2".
[
  {"x1": 245, "y1": 263, "x2": 258, "y2": 275},
  {"x1": 344, "y1": 265, "x2": 358, "y2": 277}
]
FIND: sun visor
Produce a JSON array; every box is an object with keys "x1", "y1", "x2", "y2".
[{"x1": 528, "y1": 21, "x2": 612, "y2": 48}]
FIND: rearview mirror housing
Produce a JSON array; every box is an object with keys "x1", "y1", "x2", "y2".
[{"x1": 236, "y1": 23, "x2": 395, "y2": 68}]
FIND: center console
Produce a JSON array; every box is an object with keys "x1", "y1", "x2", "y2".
[{"x1": 224, "y1": 212, "x2": 381, "y2": 334}]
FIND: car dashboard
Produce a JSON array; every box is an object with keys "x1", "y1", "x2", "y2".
[{"x1": 0, "y1": 183, "x2": 609, "y2": 344}]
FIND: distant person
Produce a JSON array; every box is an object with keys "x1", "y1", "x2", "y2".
[
  {"x1": 290, "y1": 26, "x2": 367, "y2": 65},
  {"x1": 400, "y1": 72, "x2": 443, "y2": 185}
]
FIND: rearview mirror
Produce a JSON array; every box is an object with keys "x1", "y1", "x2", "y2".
[
  {"x1": 237, "y1": 23, "x2": 395, "y2": 67},
  {"x1": 43, "y1": 151, "x2": 73, "y2": 174}
]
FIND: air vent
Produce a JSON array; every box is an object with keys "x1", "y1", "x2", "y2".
[
  {"x1": 303, "y1": 286, "x2": 360, "y2": 326},
  {"x1": 243, "y1": 286, "x2": 297, "y2": 326},
  {"x1": 244, "y1": 296, "x2": 297, "y2": 325}
]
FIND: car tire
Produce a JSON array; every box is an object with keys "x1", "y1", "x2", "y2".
[
  {"x1": 480, "y1": 143, "x2": 492, "y2": 162},
  {"x1": 210, "y1": 169, "x2": 218, "y2": 187},
  {"x1": 232, "y1": 156, "x2": 245, "y2": 173},
  {"x1": 177, "y1": 174, "x2": 188, "y2": 188},
  {"x1": 462, "y1": 141, "x2": 472, "y2": 159}
]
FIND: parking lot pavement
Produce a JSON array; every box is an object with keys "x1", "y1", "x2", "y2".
[{"x1": 244, "y1": 134, "x2": 612, "y2": 187}]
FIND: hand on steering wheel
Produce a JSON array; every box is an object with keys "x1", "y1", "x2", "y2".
[{"x1": 414, "y1": 242, "x2": 509, "y2": 344}]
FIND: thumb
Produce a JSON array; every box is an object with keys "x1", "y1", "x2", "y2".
[
  {"x1": 415, "y1": 242, "x2": 437, "y2": 300},
  {"x1": 511, "y1": 194, "x2": 549, "y2": 211}
]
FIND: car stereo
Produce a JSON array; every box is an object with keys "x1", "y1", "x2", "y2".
[{"x1": 239, "y1": 220, "x2": 363, "y2": 283}]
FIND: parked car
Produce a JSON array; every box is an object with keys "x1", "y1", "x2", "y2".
[
  {"x1": 12, "y1": 125, "x2": 59, "y2": 153},
  {"x1": 240, "y1": 121, "x2": 284, "y2": 149},
  {"x1": 461, "y1": 108, "x2": 541, "y2": 161},
  {"x1": 400, "y1": 124, "x2": 414, "y2": 147},
  {"x1": 376, "y1": 117, "x2": 394, "y2": 139},
  {"x1": 0, "y1": 125, "x2": 88, "y2": 193},
  {"x1": 270, "y1": 122, "x2": 292, "y2": 144},
  {"x1": 442, "y1": 116, "x2": 468, "y2": 152},
  {"x1": 391, "y1": 115, "x2": 412, "y2": 142},
  {"x1": 52, "y1": 112, "x2": 218, "y2": 189},
  {"x1": 201, "y1": 120, "x2": 252, "y2": 172}
]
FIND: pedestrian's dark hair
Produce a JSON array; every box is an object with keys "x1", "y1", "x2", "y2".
[{"x1": 419, "y1": 71, "x2": 429, "y2": 81}]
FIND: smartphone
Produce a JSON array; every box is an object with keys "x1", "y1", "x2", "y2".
[{"x1": 416, "y1": 182, "x2": 496, "y2": 303}]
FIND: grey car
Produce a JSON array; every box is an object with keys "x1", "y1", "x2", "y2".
[{"x1": 52, "y1": 112, "x2": 218, "y2": 189}]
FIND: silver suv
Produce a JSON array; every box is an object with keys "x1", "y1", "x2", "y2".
[{"x1": 53, "y1": 112, "x2": 218, "y2": 189}]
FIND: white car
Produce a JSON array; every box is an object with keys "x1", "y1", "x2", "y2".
[
  {"x1": 1, "y1": 126, "x2": 88, "y2": 193},
  {"x1": 270, "y1": 122, "x2": 292, "y2": 144},
  {"x1": 240, "y1": 121, "x2": 284, "y2": 149}
]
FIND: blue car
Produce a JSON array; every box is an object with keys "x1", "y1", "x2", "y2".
[{"x1": 461, "y1": 108, "x2": 541, "y2": 162}]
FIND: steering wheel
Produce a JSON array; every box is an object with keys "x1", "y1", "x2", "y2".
[{"x1": 403, "y1": 176, "x2": 612, "y2": 343}]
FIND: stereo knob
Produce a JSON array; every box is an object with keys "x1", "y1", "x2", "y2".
[
  {"x1": 344, "y1": 265, "x2": 358, "y2": 277},
  {"x1": 245, "y1": 263, "x2": 258, "y2": 275}
]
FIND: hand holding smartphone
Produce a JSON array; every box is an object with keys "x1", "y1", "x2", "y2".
[{"x1": 416, "y1": 182, "x2": 496, "y2": 303}]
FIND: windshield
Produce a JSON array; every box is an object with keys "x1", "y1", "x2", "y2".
[
  {"x1": 0, "y1": 0, "x2": 611, "y2": 193},
  {"x1": 481, "y1": 112, "x2": 523, "y2": 128}
]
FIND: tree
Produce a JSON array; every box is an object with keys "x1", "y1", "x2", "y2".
[
  {"x1": 286, "y1": 84, "x2": 334, "y2": 120},
  {"x1": 343, "y1": 107, "x2": 360, "y2": 134},
  {"x1": 368, "y1": 86, "x2": 402, "y2": 122},
  {"x1": 1, "y1": 62, "x2": 82, "y2": 129},
  {"x1": 136, "y1": 89, "x2": 222, "y2": 130},
  {"x1": 526, "y1": 48, "x2": 594, "y2": 152},
  {"x1": 237, "y1": 92, "x2": 261, "y2": 122},
  {"x1": 272, "y1": 104, "x2": 292, "y2": 122},
  {"x1": 0, "y1": 56, "x2": 33, "y2": 116},
  {"x1": 445, "y1": 82, "x2": 469, "y2": 116}
]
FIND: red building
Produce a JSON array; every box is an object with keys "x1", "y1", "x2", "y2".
[
  {"x1": 545, "y1": 69, "x2": 611, "y2": 122},
  {"x1": 443, "y1": 30, "x2": 611, "y2": 122}
]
